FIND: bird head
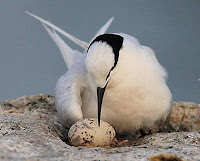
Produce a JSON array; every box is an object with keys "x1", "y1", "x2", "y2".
[{"x1": 85, "y1": 34, "x2": 124, "y2": 126}]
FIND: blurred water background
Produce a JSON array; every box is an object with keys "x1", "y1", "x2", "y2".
[{"x1": 0, "y1": 0, "x2": 199, "y2": 103}]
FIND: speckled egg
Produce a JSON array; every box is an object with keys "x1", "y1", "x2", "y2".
[{"x1": 68, "y1": 118, "x2": 116, "y2": 147}]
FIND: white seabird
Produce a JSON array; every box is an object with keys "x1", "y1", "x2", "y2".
[{"x1": 27, "y1": 12, "x2": 173, "y2": 134}]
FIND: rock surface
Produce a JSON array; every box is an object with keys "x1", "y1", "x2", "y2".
[{"x1": 0, "y1": 94, "x2": 199, "y2": 161}]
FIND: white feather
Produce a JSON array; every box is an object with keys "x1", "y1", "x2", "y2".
[
  {"x1": 56, "y1": 33, "x2": 173, "y2": 133},
  {"x1": 26, "y1": 11, "x2": 88, "y2": 50},
  {"x1": 27, "y1": 11, "x2": 172, "y2": 134},
  {"x1": 90, "y1": 17, "x2": 114, "y2": 42},
  {"x1": 27, "y1": 11, "x2": 114, "y2": 68},
  {"x1": 55, "y1": 57, "x2": 86, "y2": 128},
  {"x1": 42, "y1": 24, "x2": 82, "y2": 69}
]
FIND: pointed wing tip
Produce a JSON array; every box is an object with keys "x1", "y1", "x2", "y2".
[
  {"x1": 25, "y1": 11, "x2": 41, "y2": 21},
  {"x1": 25, "y1": 11, "x2": 33, "y2": 16},
  {"x1": 110, "y1": 16, "x2": 114, "y2": 21},
  {"x1": 26, "y1": 11, "x2": 88, "y2": 50},
  {"x1": 108, "y1": 17, "x2": 114, "y2": 23}
]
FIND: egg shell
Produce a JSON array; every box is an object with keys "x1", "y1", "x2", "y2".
[{"x1": 68, "y1": 118, "x2": 116, "y2": 147}]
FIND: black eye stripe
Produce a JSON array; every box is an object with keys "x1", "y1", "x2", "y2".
[
  {"x1": 88, "y1": 34, "x2": 124, "y2": 80},
  {"x1": 106, "y1": 66, "x2": 114, "y2": 80}
]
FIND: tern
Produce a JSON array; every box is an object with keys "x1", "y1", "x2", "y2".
[{"x1": 27, "y1": 12, "x2": 173, "y2": 134}]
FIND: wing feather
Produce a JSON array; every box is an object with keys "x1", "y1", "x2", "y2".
[
  {"x1": 26, "y1": 11, "x2": 88, "y2": 50},
  {"x1": 90, "y1": 17, "x2": 114, "y2": 42},
  {"x1": 42, "y1": 24, "x2": 82, "y2": 68},
  {"x1": 55, "y1": 57, "x2": 88, "y2": 128}
]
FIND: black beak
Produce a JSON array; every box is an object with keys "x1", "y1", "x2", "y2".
[{"x1": 97, "y1": 83, "x2": 108, "y2": 126}]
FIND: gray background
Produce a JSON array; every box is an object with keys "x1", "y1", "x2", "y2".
[{"x1": 0, "y1": 0, "x2": 199, "y2": 103}]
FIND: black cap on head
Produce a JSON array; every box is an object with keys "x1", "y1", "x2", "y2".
[
  {"x1": 88, "y1": 34, "x2": 124, "y2": 126},
  {"x1": 88, "y1": 34, "x2": 124, "y2": 71}
]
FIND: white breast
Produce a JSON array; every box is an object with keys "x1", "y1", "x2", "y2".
[{"x1": 81, "y1": 35, "x2": 172, "y2": 134}]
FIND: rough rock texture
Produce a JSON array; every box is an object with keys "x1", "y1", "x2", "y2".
[
  {"x1": 0, "y1": 94, "x2": 199, "y2": 161},
  {"x1": 169, "y1": 102, "x2": 200, "y2": 132}
]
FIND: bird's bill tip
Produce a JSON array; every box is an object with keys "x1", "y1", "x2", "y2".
[{"x1": 97, "y1": 86, "x2": 107, "y2": 127}]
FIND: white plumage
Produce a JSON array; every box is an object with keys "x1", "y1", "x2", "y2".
[{"x1": 27, "y1": 12, "x2": 173, "y2": 134}]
